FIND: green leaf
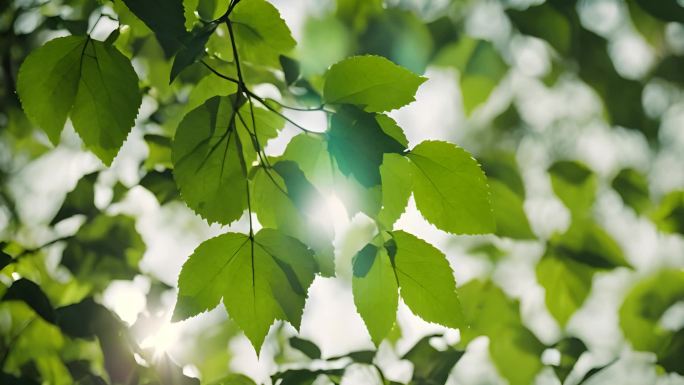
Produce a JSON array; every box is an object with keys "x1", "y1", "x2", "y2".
[
  {"x1": 391, "y1": 230, "x2": 465, "y2": 329},
  {"x1": 289, "y1": 336, "x2": 321, "y2": 360},
  {"x1": 186, "y1": 74, "x2": 239, "y2": 113},
  {"x1": 208, "y1": 374, "x2": 257, "y2": 385},
  {"x1": 17, "y1": 36, "x2": 142, "y2": 165},
  {"x1": 280, "y1": 55, "x2": 301, "y2": 85},
  {"x1": 17, "y1": 36, "x2": 83, "y2": 144},
  {"x1": 2, "y1": 279, "x2": 55, "y2": 324},
  {"x1": 489, "y1": 180, "x2": 535, "y2": 240},
  {"x1": 171, "y1": 22, "x2": 217, "y2": 82},
  {"x1": 552, "y1": 337, "x2": 588, "y2": 383},
  {"x1": 403, "y1": 334, "x2": 464, "y2": 385},
  {"x1": 634, "y1": 0, "x2": 684, "y2": 23},
  {"x1": 61, "y1": 215, "x2": 144, "y2": 288},
  {"x1": 548, "y1": 160, "x2": 596, "y2": 217},
  {"x1": 139, "y1": 170, "x2": 179, "y2": 205},
  {"x1": 507, "y1": 4, "x2": 572, "y2": 55},
  {"x1": 458, "y1": 280, "x2": 545, "y2": 385},
  {"x1": 611, "y1": 168, "x2": 651, "y2": 214},
  {"x1": 51, "y1": 172, "x2": 99, "y2": 225},
  {"x1": 377, "y1": 154, "x2": 413, "y2": 229},
  {"x1": 323, "y1": 55, "x2": 426, "y2": 112},
  {"x1": 120, "y1": 0, "x2": 189, "y2": 56},
  {"x1": 55, "y1": 298, "x2": 137, "y2": 384},
  {"x1": 358, "y1": 9, "x2": 434, "y2": 74},
  {"x1": 0, "y1": 247, "x2": 12, "y2": 271},
  {"x1": 173, "y1": 229, "x2": 316, "y2": 352},
  {"x1": 650, "y1": 191, "x2": 684, "y2": 235},
  {"x1": 172, "y1": 96, "x2": 246, "y2": 224},
  {"x1": 231, "y1": 0, "x2": 296, "y2": 67},
  {"x1": 251, "y1": 161, "x2": 335, "y2": 276},
  {"x1": 407, "y1": 141, "x2": 494, "y2": 234},
  {"x1": 352, "y1": 244, "x2": 398, "y2": 345},
  {"x1": 619, "y1": 270, "x2": 684, "y2": 357},
  {"x1": 536, "y1": 252, "x2": 594, "y2": 327},
  {"x1": 552, "y1": 221, "x2": 630, "y2": 269},
  {"x1": 433, "y1": 38, "x2": 507, "y2": 115},
  {"x1": 328, "y1": 106, "x2": 406, "y2": 187}
]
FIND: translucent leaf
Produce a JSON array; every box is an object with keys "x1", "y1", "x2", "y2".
[
  {"x1": 391, "y1": 230, "x2": 465, "y2": 329},
  {"x1": 377, "y1": 154, "x2": 413, "y2": 229},
  {"x1": 352, "y1": 244, "x2": 398, "y2": 345},
  {"x1": 172, "y1": 96, "x2": 247, "y2": 224},
  {"x1": 323, "y1": 55, "x2": 426, "y2": 112},
  {"x1": 231, "y1": 0, "x2": 296, "y2": 67},
  {"x1": 17, "y1": 36, "x2": 142, "y2": 165},
  {"x1": 407, "y1": 141, "x2": 494, "y2": 234},
  {"x1": 173, "y1": 230, "x2": 316, "y2": 353},
  {"x1": 328, "y1": 106, "x2": 405, "y2": 187}
]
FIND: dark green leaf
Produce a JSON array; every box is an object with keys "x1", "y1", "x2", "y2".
[
  {"x1": 171, "y1": 22, "x2": 217, "y2": 82},
  {"x1": 51, "y1": 172, "x2": 98, "y2": 225},
  {"x1": 289, "y1": 336, "x2": 321, "y2": 360},
  {"x1": 56, "y1": 298, "x2": 137, "y2": 384},
  {"x1": 61, "y1": 215, "x2": 144, "y2": 287},
  {"x1": 634, "y1": 0, "x2": 684, "y2": 23},
  {"x1": 120, "y1": 0, "x2": 189, "y2": 55},
  {"x1": 328, "y1": 106, "x2": 405, "y2": 187},
  {"x1": 280, "y1": 55, "x2": 301, "y2": 85},
  {"x1": 139, "y1": 170, "x2": 179, "y2": 205},
  {"x1": 403, "y1": 335, "x2": 464, "y2": 385},
  {"x1": 552, "y1": 337, "x2": 588, "y2": 382},
  {"x1": 611, "y1": 168, "x2": 651, "y2": 214},
  {"x1": 2, "y1": 278, "x2": 55, "y2": 324}
]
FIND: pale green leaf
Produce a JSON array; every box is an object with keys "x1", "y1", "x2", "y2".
[
  {"x1": 489, "y1": 180, "x2": 535, "y2": 240},
  {"x1": 537, "y1": 252, "x2": 594, "y2": 327},
  {"x1": 391, "y1": 230, "x2": 465, "y2": 329},
  {"x1": 323, "y1": 55, "x2": 426, "y2": 112},
  {"x1": 619, "y1": 270, "x2": 684, "y2": 353},
  {"x1": 173, "y1": 229, "x2": 315, "y2": 353},
  {"x1": 548, "y1": 161, "x2": 597, "y2": 217},
  {"x1": 352, "y1": 244, "x2": 398, "y2": 345},
  {"x1": 377, "y1": 154, "x2": 413, "y2": 229},
  {"x1": 408, "y1": 141, "x2": 494, "y2": 234},
  {"x1": 231, "y1": 0, "x2": 296, "y2": 66}
]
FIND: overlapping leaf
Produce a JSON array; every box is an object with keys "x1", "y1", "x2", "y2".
[
  {"x1": 173, "y1": 229, "x2": 316, "y2": 352},
  {"x1": 17, "y1": 36, "x2": 141, "y2": 165}
]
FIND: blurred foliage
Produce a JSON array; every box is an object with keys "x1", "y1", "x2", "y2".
[{"x1": 0, "y1": 0, "x2": 683, "y2": 384}]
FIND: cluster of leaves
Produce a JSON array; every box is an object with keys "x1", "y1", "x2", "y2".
[{"x1": 1, "y1": 0, "x2": 684, "y2": 384}]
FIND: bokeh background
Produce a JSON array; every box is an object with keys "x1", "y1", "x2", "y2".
[{"x1": 1, "y1": 0, "x2": 684, "y2": 384}]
